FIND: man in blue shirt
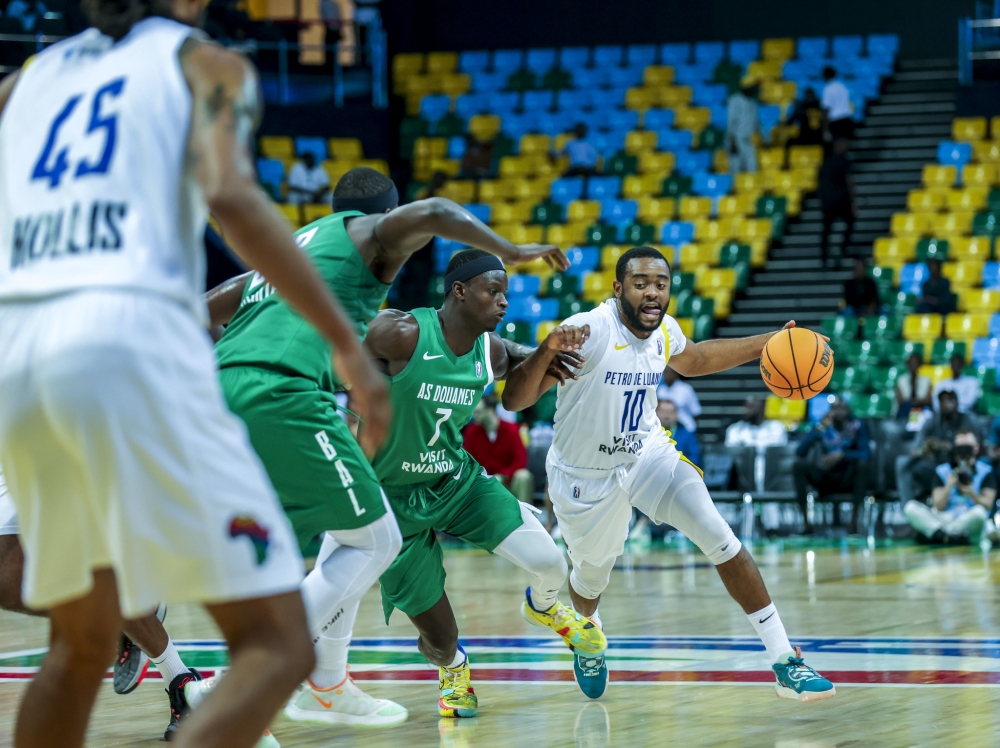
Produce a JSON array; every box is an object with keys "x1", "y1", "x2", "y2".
[
  {"x1": 792, "y1": 398, "x2": 871, "y2": 534},
  {"x1": 559, "y1": 123, "x2": 598, "y2": 177},
  {"x1": 657, "y1": 399, "x2": 701, "y2": 466}
]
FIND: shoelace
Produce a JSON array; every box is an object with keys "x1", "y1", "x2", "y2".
[
  {"x1": 784, "y1": 657, "x2": 821, "y2": 680},
  {"x1": 117, "y1": 638, "x2": 134, "y2": 665},
  {"x1": 579, "y1": 655, "x2": 603, "y2": 672}
]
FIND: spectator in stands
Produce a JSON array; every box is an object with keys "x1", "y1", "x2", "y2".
[
  {"x1": 5, "y1": 0, "x2": 47, "y2": 31},
  {"x1": 657, "y1": 366, "x2": 701, "y2": 433},
  {"x1": 986, "y1": 414, "x2": 1000, "y2": 466},
  {"x1": 896, "y1": 389, "x2": 983, "y2": 506},
  {"x1": 463, "y1": 394, "x2": 534, "y2": 504},
  {"x1": 725, "y1": 396, "x2": 788, "y2": 491},
  {"x1": 657, "y1": 399, "x2": 701, "y2": 466},
  {"x1": 558, "y1": 123, "x2": 598, "y2": 177},
  {"x1": 461, "y1": 135, "x2": 494, "y2": 179},
  {"x1": 841, "y1": 258, "x2": 879, "y2": 316},
  {"x1": 725, "y1": 77, "x2": 765, "y2": 174},
  {"x1": 793, "y1": 398, "x2": 871, "y2": 534},
  {"x1": 896, "y1": 352, "x2": 933, "y2": 419},
  {"x1": 821, "y1": 66, "x2": 854, "y2": 141},
  {"x1": 817, "y1": 138, "x2": 856, "y2": 268},
  {"x1": 286, "y1": 151, "x2": 331, "y2": 205},
  {"x1": 916, "y1": 258, "x2": 956, "y2": 315},
  {"x1": 904, "y1": 430, "x2": 995, "y2": 545},
  {"x1": 933, "y1": 354, "x2": 980, "y2": 413},
  {"x1": 787, "y1": 87, "x2": 825, "y2": 147}
]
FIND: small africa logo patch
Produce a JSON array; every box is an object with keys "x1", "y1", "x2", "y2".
[{"x1": 229, "y1": 516, "x2": 270, "y2": 565}]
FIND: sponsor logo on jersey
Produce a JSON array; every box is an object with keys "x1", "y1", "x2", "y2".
[
  {"x1": 657, "y1": 338, "x2": 663, "y2": 356},
  {"x1": 598, "y1": 434, "x2": 644, "y2": 456},
  {"x1": 401, "y1": 449, "x2": 456, "y2": 474},
  {"x1": 416, "y1": 382, "x2": 478, "y2": 405},
  {"x1": 228, "y1": 516, "x2": 270, "y2": 565},
  {"x1": 11, "y1": 201, "x2": 127, "y2": 270},
  {"x1": 603, "y1": 371, "x2": 662, "y2": 387},
  {"x1": 614, "y1": 342, "x2": 631, "y2": 350}
]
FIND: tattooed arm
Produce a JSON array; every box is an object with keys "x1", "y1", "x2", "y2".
[{"x1": 178, "y1": 39, "x2": 389, "y2": 455}]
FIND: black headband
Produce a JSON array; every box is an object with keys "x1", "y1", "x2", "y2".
[
  {"x1": 332, "y1": 184, "x2": 399, "y2": 215},
  {"x1": 444, "y1": 255, "x2": 506, "y2": 292}
]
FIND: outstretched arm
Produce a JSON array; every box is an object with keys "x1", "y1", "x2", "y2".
[
  {"x1": 493, "y1": 337, "x2": 584, "y2": 383},
  {"x1": 669, "y1": 321, "x2": 811, "y2": 378},
  {"x1": 205, "y1": 271, "x2": 253, "y2": 327},
  {"x1": 502, "y1": 325, "x2": 590, "y2": 412}
]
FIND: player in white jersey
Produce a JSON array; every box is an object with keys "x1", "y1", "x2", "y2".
[
  {"x1": 0, "y1": 0, "x2": 391, "y2": 744},
  {"x1": 503, "y1": 246, "x2": 835, "y2": 703}
]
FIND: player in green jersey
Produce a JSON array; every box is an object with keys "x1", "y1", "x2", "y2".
[
  {"x1": 364, "y1": 249, "x2": 604, "y2": 717},
  {"x1": 201, "y1": 170, "x2": 571, "y2": 729}
]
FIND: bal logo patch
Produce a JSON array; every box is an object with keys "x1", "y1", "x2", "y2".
[{"x1": 657, "y1": 338, "x2": 663, "y2": 356}]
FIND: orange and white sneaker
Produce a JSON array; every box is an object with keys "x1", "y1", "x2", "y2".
[{"x1": 284, "y1": 674, "x2": 408, "y2": 727}]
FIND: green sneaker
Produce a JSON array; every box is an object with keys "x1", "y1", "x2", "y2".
[{"x1": 772, "y1": 647, "x2": 836, "y2": 703}]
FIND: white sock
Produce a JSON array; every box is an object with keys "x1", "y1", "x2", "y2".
[
  {"x1": 528, "y1": 586, "x2": 557, "y2": 612},
  {"x1": 309, "y1": 600, "x2": 359, "y2": 688},
  {"x1": 444, "y1": 645, "x2": 467, "y2": 669},
  {"x1": 588, "y1": 609, "x2": 603, "y2": 631},
  {"x1": 747, "y1": 603, "x2": 793, "y2": 664},
  {"x1": 152, "y1": 639, "x2": 190, "y2": 683}
]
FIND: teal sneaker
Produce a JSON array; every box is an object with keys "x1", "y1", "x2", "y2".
[
  {"x1": 772, "y1": 647, "x2": 836, "y2": 703},
  {"x1": 573, "y1": 652, "x2": 608, "y2": 699}
]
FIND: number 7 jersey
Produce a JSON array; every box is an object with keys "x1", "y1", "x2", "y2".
[
  {"x1": 0, "y1": 19, "x2": 209, "y2": 322},
  {"x1": 549, "y1": 298, "x2": 688, "y2": 475}
]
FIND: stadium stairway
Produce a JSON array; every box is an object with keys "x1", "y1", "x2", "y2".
[{"x1": 691, "y1": 58, "x2": 958, "y2": 442}]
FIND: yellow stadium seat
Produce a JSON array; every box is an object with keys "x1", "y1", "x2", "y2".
[
  {"x1": 625, "y1": 87, "x2": 659, "y2": 111},
  {"x1": 637, "y1": 196, "x2": 676, "y2": 222},
  {"x1": 582, "y1": 271, "x2": 616, "y2": 302},
  {"x1": 425, "y1": 157, "x2": 460, "y2": 179},
  {"x1": 547, "y1": 222, "x2": 590, "y2": 248},
  {"x1": 438, "y1": 73, "x2": 471, "y2": 96},
  {"x1": 513, "y1": 257, "x2": 556, "y2": 278},
  {"x1": 919, "y1": 364, "x2": 953, "y2": 387},
  {"x1": 658, "y1": 86, "x2": 694, "y2": 108},
  {"x1": 695, "y1": 267, "x2": 737, "y2": 292},
  {"x1": 959, "y1": 288, "x2": 1000, "y2": 313},
  {"x1": 765, "y1": 395, "x2": 806, "y2": 424},
  {"x1": 437, "y1": 181, "x2": 477, "y2": 203},
  {"x1": 711, "y1": 288, "x2": 733, "y2": 318},
  {"x1": 962, "y1": 163, "x2": 999, "y2": 186},
  {"x1": 739, "y1": 218, "x2": 773, "y2": 242},
  {"x1": 992, "y1": 116, "x2": 1000, "y2": 139},
  {"x1": 667, "y1": 297, "x2": 678, "y2": 317},
  {"x1": 942, "y1": 261, "x2": 982, "y2": 288},
  {"x1": 681, "y1": 243, "x2": 719, "y2": 267},
  {"x1": 953, "y1": 117, "x2": 988, "y2": 142},
  {"x1": 276, "y1": 203, "x2": 301, "y2": 229},
  {"x1": 674, "y1": 107, "x2": 711, "y2": 132},
  {"x1": 535, "y1": 320, "x2": 559, "y2": 345},
  {"x1": 643, "y1": 65, "x2": 675, "y2": 87},
  {"x1": 405, "y1": 75, "x2": 439, "y2": 98},
  {"x1": 491, "y1": 201, "x2": 533, "y2": 223},
  {"x1": 773, "y1": 187, "x2": 801, "y2": 216},
  {"x1": 494, "y1": 223, "x2": 544, "y2": 245},
  {"x1": 649, "y1": 244, "x2": 675, "y2": 265},
  {"x1": 788, "y1": 145, "x2": 824, "y2": 168},
  {"x1": 735, "y1": 172, "x2": 765, "y2": 193},
  {"x1": 413, "y1": 137, "x2": 448, "y2": 160},
  {"x1": 259, "y1": 136, "x2": 294, "y2": 160},
  {"x1": 622, "y1": 174, "x2": 664, "y2": 199},
  {"x1": 712, "y1": 150, "x2": 730, "y2": 174},
  {"x1": 468, "y1": 114, "x2": 502, "y2": 142},
  {"x1": 791, "y1": 166, "x2": 818, "y2": 191},
  {"x1": 392, "y1": 53, "x2": 424, "y2": 93},
  {"x1": 907, "y1": 189, "x2": 945, "y2": 213},
  {"x1": 508, "y1": 178, "x2": 551, "y2": 201},
  {"x1": 890, "y1": 212, "x2": 934, "y2": 237},
  {"x1": 763, "y1": 170, "x2": 797, "y2": 192},
  {"x1": 625, "y1": 130, "x2": 658, "y2": 154},
  {"x1": 932, "y1": 211, "x2": 974, "y2": 236},
  {"x1": 946, "y1": 187, "x2": 988, "y2": 211},
  {"x1": 760, "y1": 80, "x2": 797, "y2": 105},
  {"x1": 600, "y1": 245, "x2": 629, "y2": 270},
  {"x1": 902, "y1": 314, "x2": 943, "y2": 340},
  {"x1": 426, "y1": 52, "x2": 458, "y2": 75},
  {"x1": 477, "y1": 180, "x2": 504, "y2": 202},
  {"x1": 749, "y1": 239, "x2": 769, "y2": 267},
  {"x1": 873, "y1": 236, "x2": 918, "y2": 264},
  {"x1": 519, "y1": 134, "x2": 551, "y2": 156},
  {"x1": 746, "y1": 60, "x2": 784, "y2": 80},
  {"x1": 762, "y1": 38, "x2": 795, "y2": 61},
  {"x1": 758, "y1": 147, "x2": 786, "y2": 170},
  {"x1": 716, "y1": 194, "x2": 756, "y2": 217},
  {"x1": 922, "y1": 164, "x2": 958, "y2": 188},
  {"x1": 679, "y1": 196, "x2": 713, "y2": 220},
  {"x1": 566, "y1": 200, "x2": 601, "y2": 223},
  {"x1": 356, "y1": 158, "x2": 389, "y2": 175},
  {"x1": 973, "y1": 141, "x2": 1000, "y2": 163},
  {"x1": 638, "y1": 151, "x2": 675, "y2": 175},
  {"x1": 945, "y1": 312, "x2": 991, "y2": 339},
  {"x1": 498, "y1": 156, "x2": 532, "y2": 178},
  {"x1": 694, "y1": 218, "x2": 740, "y2": 241},
  {"x1": 302, "y1": 203, "x2": 332, "y2": 224},
  {"x1": 677, "y1": 317, "x2": 695, "y2": 338},
  {"x1": 951, "y1": 236, "x2": 994, "y2": 261}
]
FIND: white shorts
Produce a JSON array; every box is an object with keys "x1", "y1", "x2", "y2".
[
  {"x1": 0, "y1": 290, "x2": 303, "y2": 617},
  {"x1": 547, "y1": 430, "x2": 740, "y2": 599},
  {"x1": 0, "y1": 467, "x2": 17, "y2": 536}
]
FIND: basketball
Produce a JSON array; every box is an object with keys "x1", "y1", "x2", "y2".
[{"x1": 760, "y1": 327, "x2": 834, "y2": 400}]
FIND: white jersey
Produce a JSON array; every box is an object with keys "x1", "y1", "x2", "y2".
[
  {"x1": 549, "y1": 299, "x2": 687, "y2": 476},
  {"x1": 0, "y1": 18, "x2": 209, "y2": 322}
]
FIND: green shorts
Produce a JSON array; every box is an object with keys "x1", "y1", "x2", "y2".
[
  {"x1": 219, "y1": 366, "x2": 386, "y2": 553},
  {"x1": 378, "y1": 454, "x2": 524, "y2": 623}
]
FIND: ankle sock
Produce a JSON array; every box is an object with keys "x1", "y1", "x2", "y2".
[
  {"x1": 152, "y1": 639, "x2": 190, "y2": 683},
  {"x1": 444, "y1": 645, "x2": 467, "y2": 669},
  {"x1": 747, "y1": 603, "x2": 793, "y2": 664},
  {"x1": 310, "y1": 633, "x2": 350, "y2": 689}
]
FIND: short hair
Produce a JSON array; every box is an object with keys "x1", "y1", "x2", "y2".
[
  {"x1": 83, "y1": 0, "x2": 173, "y2": 39},
  {"x1": 955, "y1": 429, "x2": 980, "y2": 444},
  {"x1": 938, "y1": 389, "x2": 958, "y2": 401},
  {"x1": 822, "y1": 65, "x2": 836, "y2": 80},
  {"x1": 615, "y1": 245, "x2": 670, "y2": 282},
  {"x1": 445, "y1": 248, "x2": 493, "y2": 277},
  {"x1": 333, "y1": 167, "x2": 395, "y2": 199}
]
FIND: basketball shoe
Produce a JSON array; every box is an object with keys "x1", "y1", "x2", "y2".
[
  {"x1": 163, "y1": 668, "x2": 202, "y2": 740},
  {"x1": 438, "y1": 656, "x2": 477, "y2": 718},
  {"x1": 772, "y1": 647, "x2": 836, "y2": 703},
  {"x1": 520, "y1": 588, "x2": 607, "y2": 656},
  {"x1": 114, "y1": 602, "x2": 167, "y2": 695},
  {"x1": 573, "y1": 652, "x2": 608, "y2": 699},
  {"x1": 284, "y1": 673, "x2": 408, "y2": 726}
]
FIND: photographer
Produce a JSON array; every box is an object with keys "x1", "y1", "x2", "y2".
[{"x1": 903, "y1": 430, "x2": 995, "y2": 544}]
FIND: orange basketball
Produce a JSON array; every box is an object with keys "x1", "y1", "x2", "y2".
[{"x1": 760, "y1": 327, "x2": 834, "y2": 400}]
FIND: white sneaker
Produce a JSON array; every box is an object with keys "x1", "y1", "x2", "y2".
[{"x1": 284, "y1": 676, "x2": 408, "y2": 727}]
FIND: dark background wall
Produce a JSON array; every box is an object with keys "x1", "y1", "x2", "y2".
[{"x1": 383, "y1": 0, "x2": 976, "y2": 60}]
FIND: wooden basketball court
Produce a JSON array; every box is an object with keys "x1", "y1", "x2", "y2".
[{"x1": 2, "y1": 537, "x2": 999, "y2": 747}]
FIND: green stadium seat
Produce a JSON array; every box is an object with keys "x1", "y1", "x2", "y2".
[
  {"x1": 973, "y1": 211, "x2": 1000, "y2": 237},
  {"x1": 712, "y1": 61, "x2": 743, "y2": 92},
  {"x1": 542, "y1": 69, "x2": 573, "y2": 90},
  {"x1": 862, "y1": 315, "x2": 902, "y2": 340},
  {"x1": 845, "y1": 340, "x2": 881, "y2": 366},
  {"x1": 697, "y1": 127, "x2": 726, "y2": 151},
  {"x1": 718, "y1": 242, "x2": 752, "y2": 267},
  {"x1": 733, "y1": 261, "x2": 750, "y2": 291},
  {"x1": 676, "y1": 290, "x2": 714, "y2": 318},
  {"x1": 531, "y1": 201, "x2": 564, "y2": 226},
  {"x1": 545, "y1": 273, "x2": 580, "y2": 299},
  {"x1": 931, "y1": 339, "x2": 967, "y2": 364},
  {"x1": 693, "y1": 314, "x2": 714, "y2": 342},
  {"x1": 886, "y1": 340, "x2": 925, "y2": 363},
  {"x1": 400, "y1": 117, "x2": 430, "y2": 159},
  {"x1": 852, "y1": 393, "x2": 894, "y2": 418},
  {"x1": 671, "y1": 271, "x2": 696, "y2": 294},
  {"x1": 869, "y1": 365, "x2": 903, "y2": 394},
  {"x1": 915, "y1": 237, "x2": 949, "y2": 262},
  {"x1": 868, "y1": 266, "x2": 895, "y2": 300},
  {"x1": 431, "y1": 113, "x2": 466, "y2": 137},
  {"x1": 498, "y1": 320, "x2": 534, "y2": 345},
  {"x1": 506, "y1": 69, "x2": 537, "y2": 92},
  {"x1": 889, "y1": 292, "x2": 918, "y2": 316},
  {"x1": 558, "y1": 297, "x2": 595, "y2": 318},
  {"x1": 966, "y1": 364, "x2": 998, "y2": 391},
  {"x1": 756, "y1": 195, "x2": 788, "y2": 217},
  {"x1": 663, "y1": 174, "x2": 693, "y2": 198},
  {"x1": 605, "y1": 153, "x2": 638, "y2": 177},
  {"x1": 821, "y1": 316, "x2": 858, "y2": 341},
  {"x1": 988, "y1": 188, "x2": 1000, "y2": 212},
  {"x1": 585, "y1": 223, "x2": 618, "y2": 247},
  {"x1": 621, "y1": 223, "x2": 656, "y2": 245}
]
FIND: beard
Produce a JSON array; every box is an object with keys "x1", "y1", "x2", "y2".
[{"x1": 618, "y1": 294, "x2": 665, "y2": 332}]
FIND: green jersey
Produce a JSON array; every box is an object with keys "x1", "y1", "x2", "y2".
[
  {"x1": 372, "y1": 307, "x2": 494, "y2": 487},
  {"x1": 215, "y1": 211, "x2": 391, "y2": 390}
]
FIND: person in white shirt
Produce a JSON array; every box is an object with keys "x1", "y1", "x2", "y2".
[
  {"x1": 933, "y1": 354, "x2": 981, "y2": 414},
  {"x1": 725, "y1": 77, "x2": 766, "y2": 174},
  {"x1": 896, "y1": 352, "x2": 933, "y2": 418},
  {"x1": 287, "y1": 151, "x2": 331, "y2": 205},
  {"x1": 725, "y1": 397, "x2": 788, "y2": 491},
  {"x1": 657, "y1": 365, "x2": 701, "y2": 432},
  {"x1": 821, "y1": 66, "x2": 854, "y2": 141}
]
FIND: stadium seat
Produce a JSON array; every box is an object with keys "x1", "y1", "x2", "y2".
[
  {"x1": 727, "y1": 39, "x2": 760, "y2": 64},
  {"x1": 546, "y1": 223, "x2": 589, "y2": 248},
  {"x1": 259, "y1": 135, "x2": 294, "y2": 160},
  {"x1": 953, "y1": 117, "x2": 988, "y2": 143},
  {"x1": 586, "y1": 177, "x2": 622, "y2": 200},
  {"x1": 938, "y1": 141, "x2": 973, "y2": 167},
  {"x1": 950, "y1": 235, "x2": 994, "y2": 261},
  {"x1": 863, "y1": 314, "x2": 901, "y2": 340},
  {"x1": 975, "y1": 141, "x2": 1000, "y2": 163},
  {"x1": 625, "y1": 130, "x2": 657, "y2": 154},
  {"x1": 662, "y1": 221, "x2": 696, "y2": 245},
  {"x1": 943, "y1": 260, "x2": 982, "y2": 288},
  {"x1": 947, "y1": 187, "x2": 988, "y2": 211},
  {"x1": 959, "y1": 288, "x2": 1000, "y2": 313},
  {"x1": 765, "y1": 396, "x2": 807, "y2": 424},
  {"x1": 915, "y1": 237, "x2": 949, "y2": 262},
  {"x1": 902, "y1": 313, "x2": 943, "y2": 341},
  {"x1": 907, "y1": 189, "x2": 945, "y2": 213},
  {"x1": 891, "y1": 212, "x2": 933, "y2": 237},
  {"x1": 566, "y1": 200, "x2": 602, "y2": 223},
  {"x1": 256, "y1": 158, "x2": 284, "y2": 199},
  {"x1": 973, "y1": 211, "x2": 1000, "y2": 237},
  {"x1": 944, "y1": 313, "x2": 990, "y2": 341},
  {"x1": 692, "y1": 173, "x2": 733, "y2": 197},
  {"x1": 623, "y1": 174, "x2": 663, "y2": 199},
  {"x1": 922, "y1": 164, "x2": 957, "y2": 188},
  {"x1": 963, "y1": 163, "x2": 998, "y2": 187},
  {"x1": 564, "y1": 247, "x2": 600, "y2": 273},
  {"x1": 550, "y1": 177, "x2": 585, "y2": 205},
  {"x1": 543, "y1": 273, "x2": 580, "y2": 300},
  {"x1": 637, "y1": 196, "x2": 676, "y2": 222},
  {"x1": 983, "y1": 261, "x2": 1000, "y2": 290},
  {"x1": 678, "y1": 196, "x2": 713, "y2": 220}
]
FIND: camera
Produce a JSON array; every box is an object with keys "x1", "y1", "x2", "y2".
[{"x1": 952, "y1": 444, "x2": 975, "y2": 486}]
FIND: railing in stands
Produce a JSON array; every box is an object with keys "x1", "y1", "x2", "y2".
[{"x1": 959, "y1": 17, "x2": 1000, "y2": 85}]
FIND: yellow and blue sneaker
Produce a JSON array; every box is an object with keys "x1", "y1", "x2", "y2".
[
  {"x1": 439, "y1": 648, "x2": 478, "y2": 718},
  {"x1": 573, "y1": 652, "x2": 608, "y2": 699},
  {"x1": 520, "y1": 588, "x2": 607, "y2": 656},
  {"x1": 772, "y1": 647, "x2": 836, "y2": 703}
]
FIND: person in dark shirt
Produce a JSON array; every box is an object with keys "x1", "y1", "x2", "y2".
[
  {"x1": 842, "y1": 258, "x2": 879, "y2": 316},
  {"x1": 787, "y1": 88, "x2": 825, "y2": 147},
  {"x1": 817, "y1": 138, "x2": 856, "y2": 268},
  {"x1": 657, "y1": 399, "x2": 701, "y2": 466},
  {"x1": 793, "y1": 398, "x2": 871, "y2": 534},
  {"x1": 917, "y1": 258, "x2": 956, "y2": 314}
]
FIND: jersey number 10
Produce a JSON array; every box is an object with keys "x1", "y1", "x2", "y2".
[
  {"x1": 32, "y1": 77, "x2": 126, "y2": 189},
  {"x1": 620, "y1": 389, "x2": 646, "y2": 433}
]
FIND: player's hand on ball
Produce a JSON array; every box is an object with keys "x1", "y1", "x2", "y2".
[
  {"x1": 547, "y1": 350, "x2": 586, "y2": 385},
  {"x1": 332, "y1": 349, "x2": 391, "y2": 457},
  {"x1": 515, "y1": 243, "x2": 570, "y2": 271}
]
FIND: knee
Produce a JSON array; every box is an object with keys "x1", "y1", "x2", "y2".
[
  {"x1": 903, "y1": 500, "x2": 922, "y2": 520},
  {"x1": 536, "y1": 544, "x2": 568, "y2": 583},
  {"x1": 569, "y1": 564, "x2": 611, "y2": 601}
]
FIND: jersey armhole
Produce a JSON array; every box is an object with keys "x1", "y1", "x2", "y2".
[
  {"x1": 483, "y1": 332, "x2": 495, "y2": 388},
  {"x1": 389, "y1": 312, "x2": 427, "y2": 384}
]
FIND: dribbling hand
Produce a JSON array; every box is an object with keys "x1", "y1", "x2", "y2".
[{"x1": 514, "y1": 243, "x2": 570, "y2": 271}]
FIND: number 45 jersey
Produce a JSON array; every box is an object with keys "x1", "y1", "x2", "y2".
[
  {"x1": 0, "y1": 19, "x2": 209, "y2": 322},
  {"x1": 549, "y1": 298, "x2": 688, "y2": 476}
]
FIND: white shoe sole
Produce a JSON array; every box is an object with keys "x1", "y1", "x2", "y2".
[
  {"x1": 775, "y1": 684, "x2": 836, "y2": 703},
  {"x1": 520, "y1": 602, "x2": 549, "y2": 629},
  {"x1": 283, "y1": 703, "x2": 408, "y2": 727}
]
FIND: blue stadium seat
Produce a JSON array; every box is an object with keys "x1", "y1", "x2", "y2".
[
  {"x1": 463, "y1": 203, "x2": 491, "y2": 223},
  {"x1": 662, "y1": 221, "x2": 695, "y2": 245},
  {"x1": 589, "y1": 88, "x2": 626, "y2": 110},
  {"x1": 419, "y1": 94, "x2": 451, "y2": 123},
  {"x1": 693, "y1": 41, "x2": 726, "y2": 65},
  {"x1": 674, "y1": 64, "x2": 714, "y2": 85},
  {"x1": 758, "y1": 105, "x2": 782, "y2": 133},
  {"x1": 458, "y1": 51, "x2": 490, "y2": 74},
  {"x1": 454, "y1": 93, "x2": 487, "y2": 119},
  {"x1": 709, "y1": 104, "x2": 728, "y2": 128},
  {"x1": 990, "y1": 315, "x2": 1000, "y2": 339},
  {"x1": 502, "y1": 112, "x2": 541, "y2": 139},
  {"x1": 550, "y1": 177, "x2": 586, "y2": 204},
  {"x1": 674, "y1": 151, "x2": 713, "y2": 175},
  {"x1": 832, "y1": 36, "x2": 864, "y2": 58},
  {"x1": 470, "y1": 71, "x2": 509, "y2": 92},
  {"x1": 607, "y1": 109, "x2": 640, "y2": 131},
  {"x1": 781, "y1": 60, "x2": 812, "y2": 84},
  {"x1": 727, "y1": 40, "x2": 759, "y2": 65},
  {"x1": 558, "y1": 46, "x2": 590, "y2": 70},
  {"x1": 433, "y1": 246, "x2": 453, "y2": 274},
  {"x1": 586, "y1": 176, "x2": 622, "y2": 200},
  {"x1": 660, "y1": 43, "x2": 691, "y2": 66},
  {"x1": 256, "y1": 158, "x2": 284, "y2": 197},
  {"x1": 899, "y1": 263, "x2": 929, "y2": 296},
  {"x1": 855, "y1": 56, "x2": 893, "y2": 77},
  {"x1": 797, "y1": 37, "x2": 829, "y2": 59},
  {"x1": 579, "y1": 110, "x2": 607, "y2": 131},
  {"x1": 507, "y1": 274, "x2": 542, "y2": 297},
  {"x1": 565, "y1": 246, "x2": 601, "y2": 273},
  {"x1": 984, "y1": 262, "x2": 1000, "y2": 290},
  {"x1": 626, "y1": 45, "x2": 658, "y2": 68},
  {"x1": 867, "y1": 34, "x2": 899, "y2": 58},
  {"x1": 691, "y1": 83, "x2": 728, "y2": 107},
  {"x1": 594, "y1": 45, "x2": 624, "y2": 68},
  {"x1": 657, "y1": 129, "x2": 693, "y2": 151},
  {"x1": 525, "y1": 48, "x2": 557, "y2": 75},
  {"x1": 692, "y1": 172, "x2": 733, "y2": 197},
  {"x1": 938, "y1": 141, "x2": 973, "y2": 167},
  {"x1": 295, "y1": 136, "x2": 327, "y2": 161},
  {"x1": 589, "y1": 131, "x2": 626, "y2": 156},
  {"x1": 493, "y1": 49, "x2": 524, "y2": 72},
  {"x1": 643, "y1": 108, "x2": 675, "y2": 130},
  {"x1": 608, "y1": 66, "x2": 644, "y2": 88},
  {"x1": 447, "y1": 136, "x2": 466, "y2": 159},
  {"x1": 973, "y1": 336, "x2": 1000, "y2": 365},
  {"x1": 487, "y1": 91, "x2": 520, "y2": 114},
  {"x1": 601, "y1": 199, "x2": 639, "y2": 224},
  {"x1": 538, "y1": 111, "x2": 574, "y2": 135},
  {"x1": 555, "y1": 89, "x2": 588, "y2": 112},
  {"x1": 573, "y1": 67, "x2": 612, "y2": 89},
  {"x1": 513, "y1": 297, "x2": 560, "y2": 323},
  {"x1": 523, "y1": 89, "x2": 554, "y2": 112}
]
